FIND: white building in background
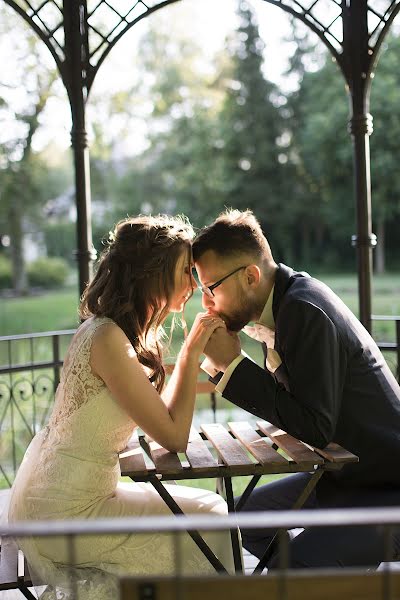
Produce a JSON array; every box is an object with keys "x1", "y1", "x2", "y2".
[
  {"x1": 20, "y1": 188, "x2": 75, "y2": 264},
  {"x1": 22, "y1": 230, "x2": 46, "y2": 263}
]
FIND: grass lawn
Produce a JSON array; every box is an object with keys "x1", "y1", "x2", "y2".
[
  {"x1": 0, "y1": 286, "x2": 81, "y2": 336},
  {"x1": 0, "y1": 272, "x2": 398, "y2": 374},
  {"x1": 1, "y1": 271, "x2": 399, "y2": 346}
]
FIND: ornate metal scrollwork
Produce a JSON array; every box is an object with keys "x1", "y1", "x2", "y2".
[
  {"x1": 4, "y1": 0, "x2": 181, "y2": 95},
  {"x1": 262, "y1": 1, "x2": 400, "y2": 82},
  {"x1": 6, "y1": 2, "x2": 399, "y2": 74},
  {"x1": 0, "y1": 369, "x2": 56, "y2": 486}
]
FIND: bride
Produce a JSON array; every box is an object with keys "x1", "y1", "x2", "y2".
[{"x1": 8, "y1": 214, "x2": 235, "y2": 598}]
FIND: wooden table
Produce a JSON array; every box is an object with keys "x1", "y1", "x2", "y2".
[{"x1": 119, "y1": 421, "x2": 358, "y2": 574}]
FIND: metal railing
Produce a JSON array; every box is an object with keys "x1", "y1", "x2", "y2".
[
  {"x1": 2, "y1": 508, "x2": 400, "y2": 599},
  {"x1": 0, "y1": 317, "x2": 399, "y2": 488},
  {"x1": 0, "y1": 329, "x2": 75, "y2": 486}
]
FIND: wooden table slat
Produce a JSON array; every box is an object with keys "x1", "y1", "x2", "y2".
[
  {"x1": 256, "y1": 421, "x2": 324, "y2": 466},
  {"x1": 119, "y1": 431, "x2": 155, "y2": 477},
  {"x1": 119, "y1": 422, "x2": 358, "y2": 483},
  {"x1": 228, "y1": 421, "x2": 289, "y2": 466},
  {"x1": 185, "y1": 426, "x2": 219, "y2": 471},
  {"x1": 311, "y1": 442, "x2": 359, "y2": 463},
  {"x1": 201, "y1": 423, "x2": 254, "y2": 467},
  {"x1": 0, "y1": 537, "x2": 18, "y2": 587},
  {"x1": 148, "y1": 441, "x2": 184, "y2": 475}
]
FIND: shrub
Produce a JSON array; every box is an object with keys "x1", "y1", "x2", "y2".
[
  {"x1": 27, "y1": 257, "x2": 69, "y2": 289},
  {"x1": 0, "y1": 255, "x2": 12, "y2": 289}
]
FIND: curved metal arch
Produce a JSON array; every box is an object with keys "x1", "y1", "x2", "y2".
[
  {"x1": 259, "y1": 0, "x2": 343, "y2": 64},
  {"x1": 1, "y1": 0, "x2": 183, "y2": 98},
  {"x1": 259, "y1": 0, "x2": 400, "y2": 86},
  {"x1": 87, "y1": 0, "x2": 181, "y2": 93},
  {"x1": 367, "y1": 1, "x2": 400, "y2": 79},
  {"x1": 88, "y1": 0, "x2": 345, "y2": 87},
  {"x1": 86, "y1": 0, "x2": 400, "y2": 100},
  {"x1": 87, "y1": 0, "x2": 343, "y2": 95},
  {"x1": 2, "y1": 0, "x2": 66, "y2": 82},
  {"x1": 5, "y1": 1, "x2": 399, "y2": 97}
]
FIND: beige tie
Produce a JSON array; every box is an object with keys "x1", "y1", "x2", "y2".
[{"x1": 242, "y1": 324, "x2": 282, "y2": 373}]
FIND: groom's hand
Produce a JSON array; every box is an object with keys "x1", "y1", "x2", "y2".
[{"x1": 203, "y1": 327, "x2": 241, "y2": 373}]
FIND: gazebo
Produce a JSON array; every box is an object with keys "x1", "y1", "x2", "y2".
[
  {"x1": 2, "y1": 5, "x2": 400, "y2": 597},
  {"x1": 3, "y1": 0, "x2": 400, "y2": 331}
]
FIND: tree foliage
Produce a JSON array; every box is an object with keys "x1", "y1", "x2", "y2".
[
  {"x1": 216, "y1": 2, "x2": 289, "y2": 259},
  {"x1": 2, "y1": 0, "x2": 400, "y2": 294},
  {"x1": 370, "y1": 33, "x2": 400, "y2": 271},
  {"x1": 0, "y1": 4, "x2": 71, "y2": 292}
]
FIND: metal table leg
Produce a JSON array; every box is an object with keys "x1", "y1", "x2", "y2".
[
  {"x1": 234, "y1": 475, "x2": 261, "y2": 512},
  {"x1": 223, "y1": 477, "x2": 244, "y2": 573},
  {"x1": 253, "y1": 468, "x2": 324, "y2": 574},
  {"x1": 148, "y1": 475, "x2": 228, "y2": 574}
]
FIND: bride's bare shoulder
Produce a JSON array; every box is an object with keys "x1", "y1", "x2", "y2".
[{"x1": 91, "y1": 318, "x2": 135, "y2": 354}]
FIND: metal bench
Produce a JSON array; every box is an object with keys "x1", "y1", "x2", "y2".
[{"x1": 0, "y1": 537, "x2": 34, "y2": 599}]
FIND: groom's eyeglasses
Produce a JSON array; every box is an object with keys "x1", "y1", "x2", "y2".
[{"x1": 197, "y1": 265, "x2": 248, "y2": 298}]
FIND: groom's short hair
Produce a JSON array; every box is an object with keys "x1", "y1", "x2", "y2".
[{"x1": 193, "y1": 209, "x2": 273, "y2": 262}]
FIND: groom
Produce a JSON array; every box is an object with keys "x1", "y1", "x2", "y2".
[{"x1": 192, "y1": 208, "x2": 400, "y2": 570}]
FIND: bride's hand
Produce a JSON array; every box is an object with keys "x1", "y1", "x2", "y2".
[{"x1": 182, "y1": 312, "x2": 226, "y2": 359}]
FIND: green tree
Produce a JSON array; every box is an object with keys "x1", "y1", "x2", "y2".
[
  {"x1": 284, "y1": 17, "x2": 356, "y2": 270},
  {"x1": 0, "y1": 5, "x2": 67, "y2": 292},
  {"x1": 217, "y1": 1, "x2": 287, "y2": 257},
  {"x1": 370, "y1": 32, "x2": 400, "y2": 273},
  {"x1": 109, "y1": 7, "x2": 227, "y2": 225},
  {"x1": 286, "y1": 25, "x2": 400, "y2": 272}
]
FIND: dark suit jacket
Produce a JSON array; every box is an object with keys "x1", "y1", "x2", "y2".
[{"x1": 217, "y1": 264, "x2": 400, "y2": 491}]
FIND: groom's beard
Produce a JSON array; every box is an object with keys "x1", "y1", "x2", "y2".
[{"x1": 219, "y1": 296, "x2": 255, "y2": 332}]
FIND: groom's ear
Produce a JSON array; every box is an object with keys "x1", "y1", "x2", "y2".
[{"x1": 245, "y1": 264, "x2": 261, "y2": 288}]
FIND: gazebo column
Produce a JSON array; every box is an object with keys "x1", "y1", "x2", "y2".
[
  {"x1": 64, "y1": 1, "x2": 96, "y2": 296},
  {"x1": 345, "y1": 0, "x2": 376, "y2": 332},
  {"x1": 349, "y1": 113, "x2": 376, "y2": 332}
]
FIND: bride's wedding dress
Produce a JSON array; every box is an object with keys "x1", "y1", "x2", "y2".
[{"x1": 8, "y1": 317, "x2": 234, "y2": 598}]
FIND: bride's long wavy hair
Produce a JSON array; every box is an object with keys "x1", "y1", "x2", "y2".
[{"x1": 80, "y1": 214, "x2": 194, "y2": 392}]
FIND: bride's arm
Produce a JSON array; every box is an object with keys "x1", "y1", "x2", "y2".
[
  {"x1": 161, "y1": 312, "x2": 226, "y2": 407},
  {"x1": 90, "y1": 315, "x2": 224, "y2": 452}
]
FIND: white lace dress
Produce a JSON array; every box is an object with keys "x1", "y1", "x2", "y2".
[{"x1": 8, "y1": 317, "x2": 234, "y2": 598}]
